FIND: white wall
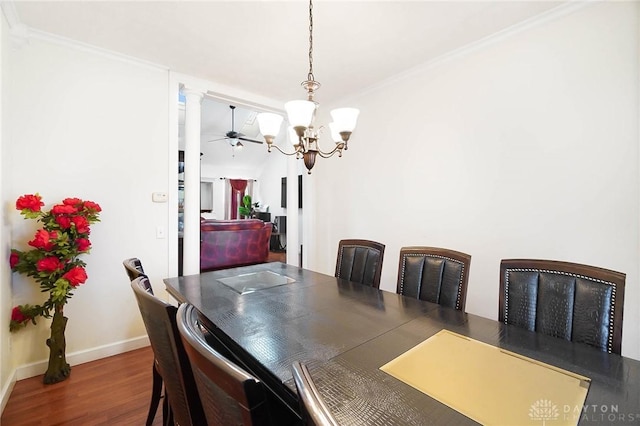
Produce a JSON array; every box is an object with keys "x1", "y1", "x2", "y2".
[
  {"x1": 0, "y1": 7, "x2": 14, "y2": 412},
  {"x1": 312, "y1": 2, "x2": 640, "y2": 360},
  {"x1": 258, "y1": 150, "x2": 288, "y2": 220},
  {"x1": 5, "y1": 35, "x2": 172, "y2": 373}
]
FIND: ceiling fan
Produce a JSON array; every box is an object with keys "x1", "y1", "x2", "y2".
[{"x1": 208, "y1": 105, "x2": 264, "y2": 147}]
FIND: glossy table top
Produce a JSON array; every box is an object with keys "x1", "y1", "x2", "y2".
[{"x1": 164, "y1": 262, "x2": 640, "y2": 425}]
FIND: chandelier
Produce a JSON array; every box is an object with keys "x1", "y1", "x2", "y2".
[{"x1": 256, "y1": 0, "x2": 359, "y2": 174}]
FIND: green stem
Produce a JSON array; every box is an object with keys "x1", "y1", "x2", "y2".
[{"x1": 43, "y1": 302, "x2": 71, "y2": 384}]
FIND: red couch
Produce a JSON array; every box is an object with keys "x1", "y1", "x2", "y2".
[{"x1": 200, "y1": 219, "x2": 272, "y2": 272}]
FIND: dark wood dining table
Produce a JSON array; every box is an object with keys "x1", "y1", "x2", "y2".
[{"x1": 164, "y1": 262, "x2": 640, "y2": 425}]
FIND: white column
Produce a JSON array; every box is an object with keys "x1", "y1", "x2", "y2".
[
  {"x1": 286, "y1": 156, "x2": 300, "y2": 266},
  {"x1": 302, "y1": 168, "x2": 314, "y2": 270},
  {"x1": 182, "y1": 88, "x2": 204, "y2": 275}
]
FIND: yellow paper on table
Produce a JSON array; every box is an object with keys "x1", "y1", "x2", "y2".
[{"x1": 380, "y1": 330, "x2": 590, "y2": 426}]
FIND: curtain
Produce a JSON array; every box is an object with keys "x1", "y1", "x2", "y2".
[{"x1": 229, "y1": 179, "x2": 248, "y2": 219}]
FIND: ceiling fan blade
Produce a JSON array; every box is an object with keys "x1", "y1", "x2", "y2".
[
  {"x1": 207, "y1": 137, "x2": 227, "y2": 143},
  {"x1": 238, "y1": 136, "x2": 264, "y2": 145}
]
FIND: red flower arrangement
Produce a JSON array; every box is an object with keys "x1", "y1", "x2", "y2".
[{"x1": 9, "y1": 193, "x2": 101, "y2": 384}]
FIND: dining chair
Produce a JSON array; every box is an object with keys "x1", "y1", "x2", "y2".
[
  {"x1": 335, "y1": 239, "x2": 385, "y2": 288},
  {"x1": 396, "y1": 246, "x2": 472, "y2": 311},
  {"x1": 499, "y1": 259, "x2": 626, "y2": 354},
  {"x1": 122, "y1": 257, "x2": 147, "y2": 281},
  {"x1": 176, "y1": 302, "x2": 273, "y2": 426},
  {"x1": 130, "y1": 277, "x2": 206, "y2": 426},
  {"x1": 122, "y1": 258, "x2": 163, "y2": 426},
  {"x1": 292, "y1": 361, "x2": 339, "y2": 426}
]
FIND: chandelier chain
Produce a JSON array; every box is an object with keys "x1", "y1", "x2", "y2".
[{"x1": 307, "y1": 0, "x2": 314, "y2": 82}]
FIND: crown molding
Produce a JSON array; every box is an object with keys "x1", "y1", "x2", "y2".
[
  {"x1": 1, "y1": 1, "x2": 168, "y2": 73},
  {"x1": 343, "y1": 0, "x2": 597, "y2": 104},
  {"x1": 1, "y1": 1, "x2": 30, "y2": 49},
  {"x1": 1, "y1": 1, "x2": 20, "y2": 28},
  {"x1": 28, "y1": 27, "x2": 169, "y2": 72}
]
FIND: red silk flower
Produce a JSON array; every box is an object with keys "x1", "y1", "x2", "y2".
[
  {"x1": 36, "y1": 257, "x2": 63, "y2": 273},
  {"x1": 55, "y1": 215, "x2": 72, "y2": 229},
  {"x1": 83, "y1": 201, "x2": 102, "y2": 212},
  {"x1": 9, "y1": 252, "x2": 19, "y2": 269},
  {"x1": 63, "y1": 198, "x2": 83, "y2": 207},
  {"x1": 28, "y1": 229, "x2": 57, "y2": 251},
  {"x1": 52, "y1": 204, "x2": 78, "y2": 215},
  {"x1": 76, "y1": 238, "x2": 91, "y2": 252},
  {"x1": 11, "y1": 306, "x2": 31, "y2": 324},
  {"x1": 63, "y1": 266, "x2": 88, "y2": 287},
  {"x1": 72, "y1": 215, "x2": 90, "y2": 234},
  {"x1": 16, "y1": 194, "x2": 44, "y2": 212}
]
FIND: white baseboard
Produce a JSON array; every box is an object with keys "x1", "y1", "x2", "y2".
[
  {"x1": 15, "y1": 335, "x2": 150, "y2": 380},
  {"x1": 0, "y1": 368, "x2": 17, "y2": 417}
]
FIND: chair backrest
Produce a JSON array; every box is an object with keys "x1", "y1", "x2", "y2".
[
  {"x1": 176, "y1": 303, "x2": 272, "y2": 426},
  {"x1": 499, "y1": 259, "x2": 625, "y2": 354},
  {"x1": 397, "y1": 246, "x2": 471, "y2": 311},
  {"x1": 123, "y1": 257, "x2": 148, "y2": 282},
  {"x1": 130, "y1": 277, "x2": 205, "y2": 425},
  {"x1": 335, "y1": 239, "x2": 385, "y2": 288},
  {"x1": 291, "y1": 361, "x2": 338, "y2": 426}
]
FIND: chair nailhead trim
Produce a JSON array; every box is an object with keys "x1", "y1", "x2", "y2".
[
  {"x1": 504, "y1": 268, "x2": 617, "y2": 353},
  {"x1": 400, "y1": 254, "x2": 466, "y2": 310},
  {"x1": 337, "y1": 247, "x2": 345, "y2": 273}
]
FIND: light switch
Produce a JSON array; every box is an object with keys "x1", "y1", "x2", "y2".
[
  {"x1": 152, "y1": 192, "x2": 168, "y2": 203},
  {"x1": 156, "y1": 226, "x2": 166, "y2": 239}
]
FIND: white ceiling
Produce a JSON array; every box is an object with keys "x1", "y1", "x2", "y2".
[{"x1": 8, "y1": 0, "x2": 567, "y2": 169}]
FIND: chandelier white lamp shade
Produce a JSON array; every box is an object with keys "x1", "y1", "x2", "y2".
[
  {"x1": 256, "y1": 0, "x2": 359, "y2": 174},
  {"x1": 256, "y1": 113, "x2": 284, "y2": 146},
  {"x1": 285, "y1": 100, "x2": 316, "y2": 132},
  {"x1": 331, "y1": 108, "x2": 360, "y2": 136}
]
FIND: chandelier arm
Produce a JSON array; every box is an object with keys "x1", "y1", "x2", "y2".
[
  {"x1": 268, "y1": 143, "x2": 301, "y2": 157},
  {"x1": 316, "y1": 143, "x2": 345, "y2": 159}
]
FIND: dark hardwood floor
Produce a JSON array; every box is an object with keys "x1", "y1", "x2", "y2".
[
  {"x1": 267, "y1": 251, "x2": 286, "y2": 263},
  {"x1": 1, "y1": 346, "x2": 163, "y2": 426}
]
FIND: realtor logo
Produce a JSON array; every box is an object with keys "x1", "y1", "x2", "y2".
[{"x1": 529, "y1": 399, "x2": 559, "y2": 424}]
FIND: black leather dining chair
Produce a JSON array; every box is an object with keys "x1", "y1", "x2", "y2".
[
  {"x1": 499, "y1": 259, "x2": 625, "y2": 354},
  {"x1": 130, "y1": 277, "x2": 206, "y2": 426},
  {"x1": 396, "y1": 246, "x2": 471, "y2": 311},
  {"x1": 176, "y1": 302, "x2": 274, "y2": 426},
  {"x1": 335, "y1": 239, "x2": 385, "y2": 288},
  {"x1": 122, "y1": 258, "x2": 163, "y2": 426},
  {"x1": 292, "y1": 361, "x2": 338, "y2": 426}
]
